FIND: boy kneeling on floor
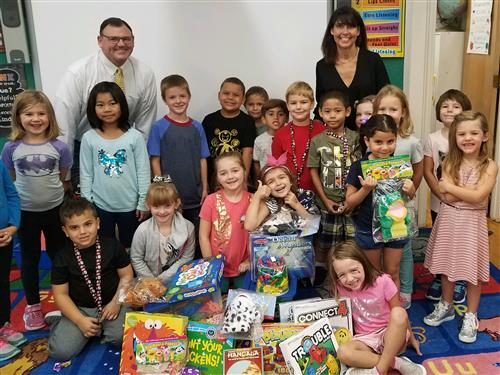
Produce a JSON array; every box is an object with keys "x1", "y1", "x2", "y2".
[{"x1": 47, "y1": 198, "x2": 133, "y2": 361}]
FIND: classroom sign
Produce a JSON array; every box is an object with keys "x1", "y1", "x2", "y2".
[
  {"x1": 352, "y1": 0, "x2": 405, "y2": 58},
  {"x1": 0, "y1": 64, "x2": 25, "y2": 137}
]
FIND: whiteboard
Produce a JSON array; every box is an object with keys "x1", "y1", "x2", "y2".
[{"x1": 27, "y1": 1, "x2": 328, "y2": 122}]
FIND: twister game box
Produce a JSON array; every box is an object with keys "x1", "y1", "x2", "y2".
[{"x1": 279, "y1": 318, "x2": 340, "y2": 375}]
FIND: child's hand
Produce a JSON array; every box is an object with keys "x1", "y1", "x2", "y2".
[
  {"x1": 136, "y1": 210, "x2": 149, "y2": 222},
  {"x1": 255, "y1": 180, "x2": 271, "y2": 200},
  {"x1": 324, "y1": 198, "x2": 343, "y2": 214},
  {"x1": 439, "y1": 178, "x2": 452, "y2": 194},
  {"x1": 0, "y1": 226, "x2": 16, "y2": 247},
  {"x1": 358, "y1": 175, "x2": 377, "y2": 190},
  {"x1": 409, "y1": 332, "x2": 422, "y2": 356},
  {"x1": 402, "y1": 179, "x2": 416, "y2": 198},
  {"x1": 78, "y1": 316, "x2": 101, "y2": 338},
  {"x1": 101, "y1": 300, "x2": 121, "y2": 321},
  {"x1": 238, "y1": 259, "x2": 250, "y2": 273},
  {"x1": 284, "y1": 192, "x2": 300, "y2": 208}
]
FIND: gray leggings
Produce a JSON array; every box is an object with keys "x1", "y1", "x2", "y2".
[{"x1": 48, "y1": 305, "x2": 130, "y2": 361}]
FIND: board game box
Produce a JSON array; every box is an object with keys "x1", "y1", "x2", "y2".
[
  {"x1": 279, "y1": 318, "x2": 340, "y2": 375},
  {"x1": 223, "y1": 347, "x2": 264, "y2": 375},
  {"x1": 361, "y1": 155, "x2": 413, "y2": 180}
]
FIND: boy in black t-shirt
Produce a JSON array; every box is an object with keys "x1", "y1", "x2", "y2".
[
  {"x1": 203, "y1": 77, "x2": 256, "y2": 188},
  {"x1": 46, "y1": 198, "x2": 133, "y2": 361}
]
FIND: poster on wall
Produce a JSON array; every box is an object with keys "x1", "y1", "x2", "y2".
[
  {"x1": 0, "y1": 24, "x2": 4, "y2": 53},
  {"x1": 467, "y1": 0, "x2": 493, "y2": 55},
  {"x1": 0, "y1": 64, "x2": 26, "y2": 138},
  {"x1": 352, "y1": 0, "x2": 405, "y2": 58}
]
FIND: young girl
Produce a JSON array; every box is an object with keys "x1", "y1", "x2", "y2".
[
  {"x1": 199, "y1": 152, "x2": 252, "y2": 292},
  {"x1": 345, "y1": 115, "x2": 415, "y2": 291},
  {"x1": 0, "y1": 160, "x2": 25, "y2": 360},
  {"x1": 423, "y1": 90, "x2": 471, "y2": 304},
  {"x1": 373, "y1": 85, "x2": 423, "y2": 308},
  {"x1": 244, "y1": 86, "x2": 269, "y2": 136},
  {"x1": 130, "y1": 176, "x2": 195, "y2": 284},
  {"x1": 1, "y1": 91, "x2": 72, "y2": 331},
  {"x1": 355, "y1": 95, "x2": 375, "y2": 130},
  {"x1": 80, "y1": 82, "x2": 150, "y2": 249},
  {"x1": 423, "y1": 111, "x2": 497, "y2": 344},
  {"x1": 245, "y1": 155, "x2": 312, "y2": 232},
  {"x1": 329, "y1": 241, "x2": 424, "y2": 375}
]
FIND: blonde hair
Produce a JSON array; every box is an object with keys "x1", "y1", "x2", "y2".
[
  {"x1": 285, "y1": 81, "x2": 314, "y2": 102},
  {"x1": 442, "y1": 111, "x2": 490, "y2": 185},
  {"x1": 146, "y1": 181, "x2": 181, "y2": 208},
  {"x1": 373, "y1": 85, "x2": 413, "y2": 138},
  {"x1": 10, "y1": 90, "x2": 60, "y2": 141},
  {"x1": 328, "y1": 240, "x2": 382, "y2": 299}
]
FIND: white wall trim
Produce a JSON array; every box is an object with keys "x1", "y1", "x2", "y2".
[{"x1": 404, "y1": 0, "x2": 437, "y2": 226}]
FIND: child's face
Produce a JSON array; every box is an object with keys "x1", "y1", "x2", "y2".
[
  {"x1": 218, "y1": 83, "x2": 244, "y2": 115},
  {"x1": 163, "y1": 86, "x2": 190, "y2": 118},
  {"x1": 19, "y1": 103, "x2": 50, "y2": 139},
  {"x1": 216, "y1": 157, "x2": 245, "y2": 193},
  {"x1": 264, "y1": 168, "x2": 292, "y2": 199},
  {"x1": 440, "y1": 99, "x2": 463, "y2": 128},
  {"x1": 377, "y1": 95, "x2": 405, "y2": 127},
  {"x1": 150, "y1": 200, "x2": 180, "y2": 225},
  {"x1": 355, "y1": 102, "x2": 373, "y2": 129},
  {"x1": 245, "y1": 94, "x2": 266, "y2": 121},
  {"x1": 365, "y1": 130, "x2": 396, "y2": 159},
  {"x1": 263, "y1": 107, "x2": 287, "y2": 131},
  {"x1": 287, "y1": 94, "x2": 314, "y2": 124},
  {"x1": 95, "y1": 92, "x2": 121, "y2": 127},
  {"x1": 333, "y1": 258, "x2": 365, "y2": 291},
  {"x1": 456, "y1": 119, "x2": 487, "y2": 156},
  {"x1": 319, "y1": 98, "x2": 350, "y2": 132},
  {"x1": 62, "y1": 209, "x2": 100, "y2": 249}
]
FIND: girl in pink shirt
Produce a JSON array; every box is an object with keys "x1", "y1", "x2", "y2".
[
  {"x1": 199, "y1": 151, "x2": 251, "y2": 292},
  {"x1": 329, "y1": 241, "x2": 424, "y2": 375}
]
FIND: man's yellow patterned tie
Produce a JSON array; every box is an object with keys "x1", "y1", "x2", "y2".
[{"x1": 114, "y1": 67, "x2": 125, "y2": 92}]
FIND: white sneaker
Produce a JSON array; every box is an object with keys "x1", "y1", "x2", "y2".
[
  {"x1": 423, "y1": 300, "x2": 455, "y2": 326},
  {"x1": 396, "y1": 356, "x2": 427, "y2": 375},
  {"x1": 458, "y1": 312, "x2": 478, "y2": 343}
]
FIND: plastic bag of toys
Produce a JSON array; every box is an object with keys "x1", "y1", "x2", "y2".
[
  {"x1": 256, "y1": 255, "x2": 289, "y2": 296},
  {"x1": 118, "y1": 277, "x2": 167, "y2": 307},
  {"x1": 372, "y1": 179, "x2": 417, "y2": 243},
  {"x1": 220, "y1": 289, "x2": 268, "y2": 340}
]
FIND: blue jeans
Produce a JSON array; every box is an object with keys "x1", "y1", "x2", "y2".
[
  {"x1": 95, "y1": 207, "x2": 139, "y2": 248},
  {"x1": 399, "y1": 239, "x2": 414, "y2": 294}
]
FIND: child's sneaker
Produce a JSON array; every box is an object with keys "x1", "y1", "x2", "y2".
[
  {"x1": 423, "y1": 300, "x2": 455, "y2": 326},
  {"x1": 453, "y1": 281, "x2": 467, "y2": 304},
  {"x1": 425, "y1": 277, "x2": 442, "y2": 301},
  {"x1": 459, "y1": 312, "x2": 479, "y2": 343},
  {"x1": 400, "y1": 292, "x2": 412, "y2": 310},
  {"x1": 0, "y1": 336, "x2": 20, "y2": 361},
  {"x1": 24, "y1": 303, "x2": 46, "y2": 330},
  {"x1": 345, "y1": 367, "x2": 378, "y2": 375},
  {"x1": 44, "y1": 310, "x2": 62, "y2": 327},
  {"x1": 0, "y1": 323, "x2": 27, "y2": 346},
  {"x1": 395, "y1": 356, "x2": 427, "y2": 375}
]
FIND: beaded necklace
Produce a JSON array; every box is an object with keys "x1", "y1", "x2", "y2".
[
  {"x1": 326, "y1": 129, "x2": 350, "y2": 189},
  {"x1": 289, "y1": 120, "x2": 313, "y2": 185},
  {"x1": 73, "y1": 236, "x2": 102, "y2": 318}
]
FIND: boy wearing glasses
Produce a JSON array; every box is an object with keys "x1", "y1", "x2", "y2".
[{"x1": 54, "y1": 17, "x2": 157, "y2": 192}]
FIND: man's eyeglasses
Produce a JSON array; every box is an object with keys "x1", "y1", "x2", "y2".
[{"x1": 101, "y1": 34, "x2": 134, "y2": 45}]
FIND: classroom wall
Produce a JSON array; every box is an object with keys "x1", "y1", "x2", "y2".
[{"x1": 28, "y1": 1, "x2": 329, "y2": 122}]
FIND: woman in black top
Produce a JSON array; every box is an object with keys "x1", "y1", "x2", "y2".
[{"x1": 315, "y1": 6, "x2": 389, "y2": 130}]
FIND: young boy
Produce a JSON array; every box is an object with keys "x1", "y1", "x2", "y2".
[
  {"x1": 253, "y1": 99, "x2": 288, "y2": 176},
  {"x1": 423, "y1": 89, "x2": 472, "y2": 305},
  {"x1": 147, "y1": 74, "x2": 210, "y2": 253},
  {"x1": 203, "y1": 77, "x2": 256, "y2": 186},
  {"x1": 308, "y1": 90, "x2": 361, "y2": 265},
  {"x1": 47, "y1": 198, "x2": 133, "y2": 361},
  {"x1": 244, "y1": 86, "x2": 269, "y2": 136},
  {"x1": 271, "y1": 81, "x2": 325, "y2": 191}
]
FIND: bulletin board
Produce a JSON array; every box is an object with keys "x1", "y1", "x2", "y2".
[{"x1": 352, "y1": 0, "x2": 405, "y2": 58}]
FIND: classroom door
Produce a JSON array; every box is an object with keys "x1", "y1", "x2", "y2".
[{"x1": 462, "y1": 0, "x2": 500, "y2": 221}]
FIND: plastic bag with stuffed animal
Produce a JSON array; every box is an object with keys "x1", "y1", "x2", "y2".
[
  {"x1": 118, "y1": 277, "x2": 167, "y2": 307},
  {"x1": 372, "y1": 179, "x2": 417, "y2": 243},
  {"x1": 219, "y1": 289, "x2": 268, "y2": 340}
]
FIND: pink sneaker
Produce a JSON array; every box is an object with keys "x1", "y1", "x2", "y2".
[
  {"x1": 0, "y1": 336, "x2": 20, "y2": 361},
  {"x1": 24, "y1": 303, "x2": 46, "y2": 331},
  {"x1": 0, "y1": 323, "x2": 27, "y2": 346}
]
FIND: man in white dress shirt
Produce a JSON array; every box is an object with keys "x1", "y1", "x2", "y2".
[{"x1": 54, "y1": 17, "x2": 157, "y2": 190}]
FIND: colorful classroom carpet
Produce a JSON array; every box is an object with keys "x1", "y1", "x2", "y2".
[{"x1": 1, "y1": 232, "x2": 500, "y2": 375}]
